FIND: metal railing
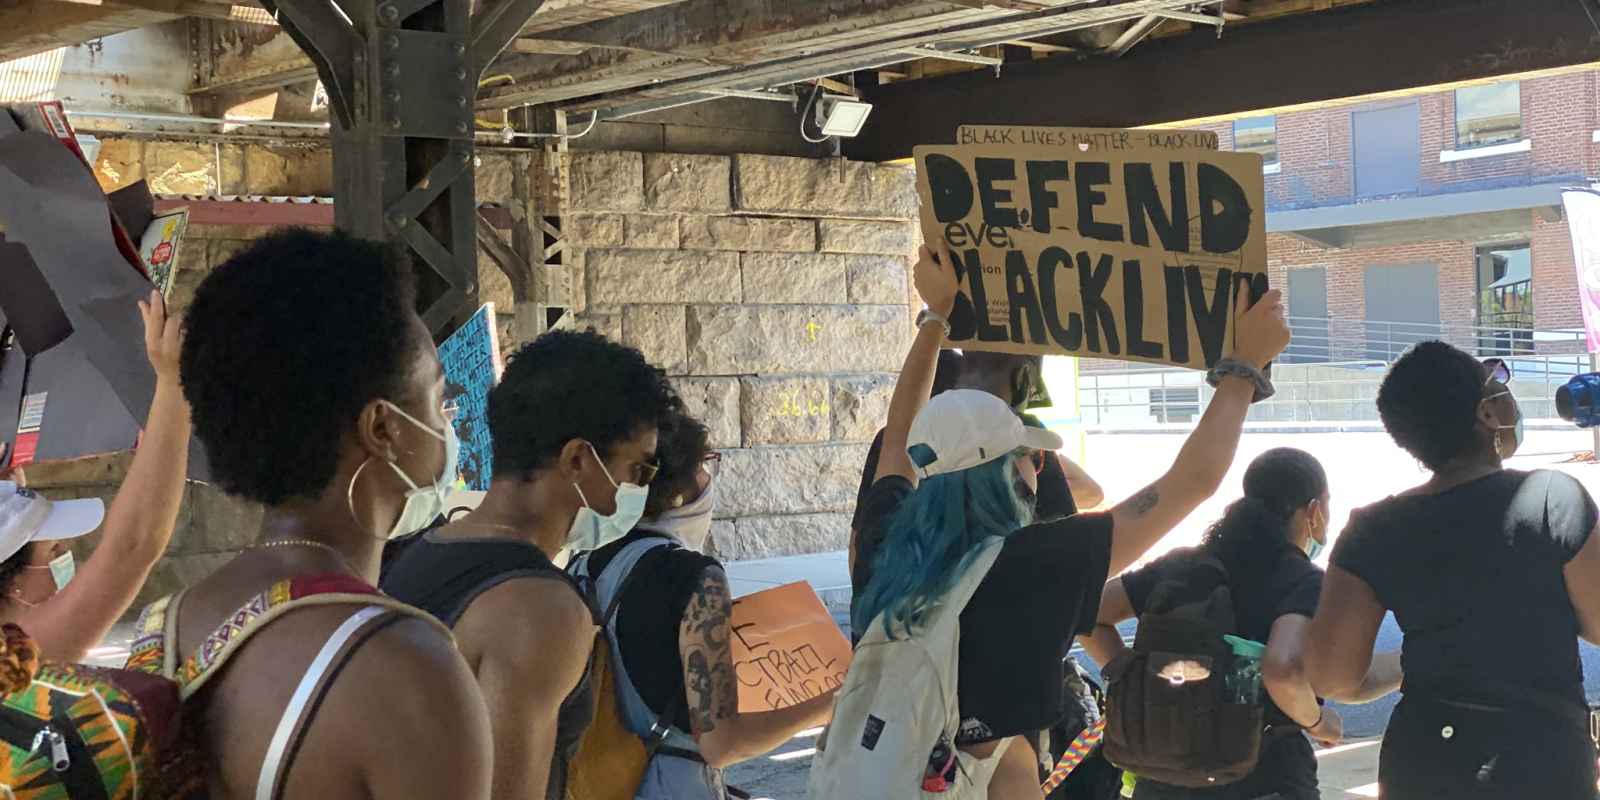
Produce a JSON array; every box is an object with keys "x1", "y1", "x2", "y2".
[{"x1": 1078, "y1": 315, "x2": 1589, "y2": 426}]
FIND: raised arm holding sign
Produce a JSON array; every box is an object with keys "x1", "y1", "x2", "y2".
[{"x1": 913, "y1": 128, "x2": 1268, "y2": 369}]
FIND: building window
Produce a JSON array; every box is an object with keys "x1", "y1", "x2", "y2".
[
  {"x1": 1233, "y1": 116, "x2": 1278, "y2": 167},
  {"x1": 1149, "y1": 387, "x2": 1200, "y2": 424},
  {"x1": 1476, "y1": 243, "x2": 1534, "y2": 355},
  {"x1": 1455, "y1": 82, "x2": 1521, "y2": 149}
]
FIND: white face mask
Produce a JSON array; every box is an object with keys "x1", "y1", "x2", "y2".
[
  {"x1": 379, "y1": 401, "x2": 459, "y2": 539},
  {"x1": 567, "y1": 442, "x2": 648, "y2": 553},
  {"x1": 645, "y1": 471, "x2": 718, "y2": 552}
]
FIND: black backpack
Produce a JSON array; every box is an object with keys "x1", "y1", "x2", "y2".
[{"x1": 1101, "y1": 555, "x2": 1264, "y2": 788}]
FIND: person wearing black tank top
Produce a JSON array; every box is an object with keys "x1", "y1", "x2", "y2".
[
  {"x1": 382, "y1": 330, "x2": 679, "y2": 800},
  {"x1": 1307, "y1": 342, "x2": 1600, "y2": 799}
]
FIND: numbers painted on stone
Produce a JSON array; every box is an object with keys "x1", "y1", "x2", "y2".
[{"x1": 774, "y1": 391, "x2": 830, "y2": 419}]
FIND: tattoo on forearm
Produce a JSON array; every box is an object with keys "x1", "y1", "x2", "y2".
[
  {"x1": 682, "y1": 568, "x2": 737, "y2": 736},
  {"x1": 1127, "y1": 487, "x2": 1159, "y2": 517}
]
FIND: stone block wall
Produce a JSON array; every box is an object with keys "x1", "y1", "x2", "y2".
[
  {"x1": 68, "y1": 143, "x2": 918, "y2": 572},
  {"x1": 511, "y1": 150, "x2": 919, "y2": 561}
]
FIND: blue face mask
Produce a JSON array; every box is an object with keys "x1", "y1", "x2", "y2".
[
  {"x1": 1304, "y1": 536, "x2": 1324, "y2": 561},
  {"x1": 1303, "y1": 504, "x2": 1326, "y2": 561}
]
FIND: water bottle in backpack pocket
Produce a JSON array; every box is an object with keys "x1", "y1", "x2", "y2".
[{"x1": 1102, "y1": 556, "x2": 1265, "y2": 789}]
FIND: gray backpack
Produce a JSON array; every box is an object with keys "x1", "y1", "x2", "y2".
[{"x1": 569, "y1": 536, "x2": 726, "y2": 800}]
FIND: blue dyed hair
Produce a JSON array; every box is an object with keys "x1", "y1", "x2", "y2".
[{"x1": 854, "y1": 455, "x2": 1035, "y2": 638}]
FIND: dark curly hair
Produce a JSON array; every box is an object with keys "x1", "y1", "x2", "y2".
[
  {"x1": 489, "y1": 330, "x2": 677, "y2": 480},
  {"x1": 1377, "y1": 340, "x2": 1486, "y2": 470},
  {"x1": 179, "y1": 228, "x2": 420, "y2": 506},
  {"x1": 644, "y1": 404, "x2": 712, "y2": 519},
  {"x1": 1202, "y1": 448, "x2": 1327, "y2": 581}
]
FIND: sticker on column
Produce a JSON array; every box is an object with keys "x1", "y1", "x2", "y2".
[{"x1": 12, "y1": 392, "x2": 46, "y2": 466}]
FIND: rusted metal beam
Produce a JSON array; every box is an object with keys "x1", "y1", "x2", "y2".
[
  {"x1": 477, "y1": 0, "x2": 975, "y2": 109},
  {"x1": 520, "y1": 0, "x2": 683, "y2": 34},
  {"x1": 511, "y1": 37, "x2": 587, "y2": 55},
  {"x1": 847, "y1": 0, "x2": 1600, "y2": 162},
  {"x1": 542, "y1": 0, "x2": 1200, "y2": 119}
]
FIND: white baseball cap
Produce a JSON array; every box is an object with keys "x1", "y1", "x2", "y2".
[
  {"x1": 906, "y1": 389, "x2": 1064, "y2": 479},
  {"x1": 0, "y1": 482, "x2": 104, "y2": 563}
]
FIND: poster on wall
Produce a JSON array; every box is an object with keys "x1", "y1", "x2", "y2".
[
  {"x1": 914, "y1": 127, "x2": 1267, "y2": 370},
  {"x1": 730, "y1": 582, "x2": 852, "y2": 713},
  {"x1": 438, "y1": 304, "x2": 504, "y2": 491}
]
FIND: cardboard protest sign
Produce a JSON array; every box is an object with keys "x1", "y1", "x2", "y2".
[
  {"x1": 438, "y1": 304, "x2": 504, "y2": 491},
  {"x1": 139, "y1": 209, "x2": 189, "y2": 298},
  {"x1": 957, "y1": 125, "x2": 1220, "y2": 152},
  {"x1": 915, "y1": 127, "x2": 1267, "y2": 370},
  {"x1": 730, "y1": 582, "x2": 852, "y2": 713}
]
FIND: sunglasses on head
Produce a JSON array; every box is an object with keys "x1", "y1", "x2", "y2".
[{"x1": 1482, "y1": 357, "x2": 1512, "y2": 387}]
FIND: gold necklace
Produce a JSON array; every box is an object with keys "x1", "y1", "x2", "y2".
[{"x1": 250, "y1": 539, "x2": 360, "y2": 575}]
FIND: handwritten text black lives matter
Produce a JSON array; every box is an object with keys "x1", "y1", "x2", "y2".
[{"x1": 913, "y1": 137, "x2": 1267, "y2": 370}]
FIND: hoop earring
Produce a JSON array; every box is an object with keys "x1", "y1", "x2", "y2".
[{"x1": 347, "y1": 457, "x2": 374, "y2": 537}]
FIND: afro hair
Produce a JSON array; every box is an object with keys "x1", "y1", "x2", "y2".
[
  {"x1": 1377, "y1": 340, "x2": 1487, "y2": 470},
  {"x1": 179, "y1": 228, "x2": 420, "y2": 506}
]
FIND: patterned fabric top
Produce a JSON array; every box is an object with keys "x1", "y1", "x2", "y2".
[{"x1": 125, "y1": 573, "x2": 379, "y2": 688}]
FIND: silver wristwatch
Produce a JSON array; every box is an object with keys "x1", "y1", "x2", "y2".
[{"x1": 915, "y1": 308, "x2": 952, "y2": 337}]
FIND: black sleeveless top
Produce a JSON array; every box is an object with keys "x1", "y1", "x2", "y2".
[{"x1": 380, "y1": 530, "x2": 598, "y2": 800}]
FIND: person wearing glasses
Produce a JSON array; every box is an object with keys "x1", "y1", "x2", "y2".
[
  {"x1": 382, "y1": 329, "x2": 680, "y2": 800},
  {"x1": 1305, "y1": 343, "x2": 1600, "y2": 799},
  {"x1": 573, "y1": 404, "x2": 836, "y2": 796},
  {"x1": 848, "y1": 242, "x2": 1291, "y2": 798}
]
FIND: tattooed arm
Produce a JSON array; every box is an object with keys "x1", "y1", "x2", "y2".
[
  {"x1": 1107, "y1": 289, "x2": 1291, "y2": 575},
  {"x1": 679, "y1": 566, "x2": 836, "y2": 769}
]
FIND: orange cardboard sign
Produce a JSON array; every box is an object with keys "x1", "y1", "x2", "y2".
[{"x1": 730, "y1": 582, "x2": 852, "y2": 713}]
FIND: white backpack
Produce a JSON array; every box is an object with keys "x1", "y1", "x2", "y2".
[{"x1": 809, "y1": 537, "x2": 1011, "y2": 799}]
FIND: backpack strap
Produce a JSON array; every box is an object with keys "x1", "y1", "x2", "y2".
[
  {"x1": 161, "y1": 587, "x2": 187, "y2": 678},
  {"x1": 581, "y1": 536, "x2": 701, "y2": 755},
  {"x1": 124, "y1": 590, "x2": 182, "y2": 676},
  {"x1": 170, "y1": 577, "x2": 451, "y2": 700},
  {"x1": 255, "y1": 605, "x2": 405, "y2": 800},
  {"x1": 931, "y1": 536, "x2": 1006, "y2": 632}
]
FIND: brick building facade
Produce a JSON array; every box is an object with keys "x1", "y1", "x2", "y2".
[{"x1": 1187, "y1": 69, "x2": 1600, "y2": 360}]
